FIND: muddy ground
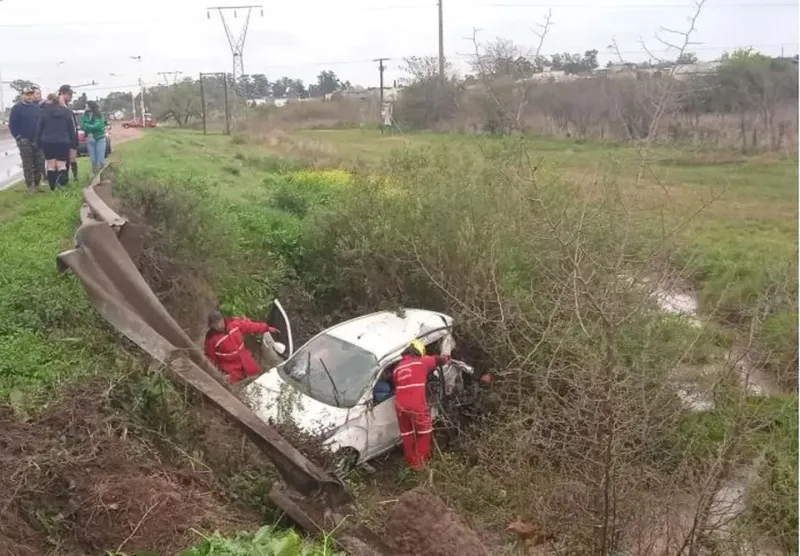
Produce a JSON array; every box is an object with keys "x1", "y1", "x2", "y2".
[{"x1": 0, "y1": 382, "x2": 261, "y2": 556}]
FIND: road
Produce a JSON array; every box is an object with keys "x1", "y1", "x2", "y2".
[{"x1": 0, "y1": 137, "x2": 22, "y2": 191}]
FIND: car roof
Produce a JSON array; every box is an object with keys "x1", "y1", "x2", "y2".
[{"x1": 324, "y1": 309, "x2": 452, "y2": 359}]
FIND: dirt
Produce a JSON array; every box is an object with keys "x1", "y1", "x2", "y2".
[
  {"x1": 383, "y1": 488, "x2": 489, "y2": 556},
  {"x1": 109, "y1": 123, "x2": 143, "y2": 145},
  {"x1": 0, "y1": 384, "x2": 259, "y2": 556}
]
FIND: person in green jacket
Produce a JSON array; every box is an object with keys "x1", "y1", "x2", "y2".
[{"x1": 80, "y1": 101, "x2": 107, "y2": 174}]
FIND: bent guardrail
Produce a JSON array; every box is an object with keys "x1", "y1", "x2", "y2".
[{"x1": 56, "y1": 167, "x2": 389, "y2": 555}]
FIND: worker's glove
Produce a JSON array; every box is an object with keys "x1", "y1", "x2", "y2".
[{"x1": 266, "y1": 326, "x2": 280, "y2": 335}]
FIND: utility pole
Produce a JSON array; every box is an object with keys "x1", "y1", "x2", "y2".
[
  {"x1": 199, "y1": 74, "x2": 207, "y2": 135},
  {"x1": 207, "y1": 5, "x2": 263, "y2": 130},
  {"x1": 438, "y1": 0, "x2": 444, "y2": 84},
  {"x1": 130, "y1": 56, "x2": 142, "y2": 122},
  {"x1": 139, "y1": 78, "x2": 146, "y2": 124},
  {"x1": 374, "y1": 58, "x2": 389, "y2": 135},
  {"x1": 0, "y1": 71, "x2": 5, "y2": 119},
  {"x1": 157, "y1": 71, "x2": 183, "y2": 85}
]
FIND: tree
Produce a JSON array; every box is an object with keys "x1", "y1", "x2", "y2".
[
  {"x1": 316, "y1": 70, "x2": 342, "y2": 96},
  {"x1": 73, "y1": 92, "x2": 88, "y2": 110},
  {"x1": 471, "y1": 39, "x2": 538, "y2": 80},
  {"x1": 9, "y1": 79, "x2": 36, "y2": 103},
  {"x1": 147, "y1": 78, "x2": 203, "y2": 127},
  {"x1": 677, "y1": 51, "x2": 698, "y2": 64},
  {"x1": 250, "y1": 74, "x2": 270, "y2": 98},
  {"x1": 100, "y1": 91, "x2": 134, "y2": 116},
  {"x1": 272, "y1": 77, "x2": 290, "y2": 99}
]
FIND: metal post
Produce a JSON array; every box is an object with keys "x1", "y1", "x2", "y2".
[
  {"x1": 0, "y1": 70, "x2": 5, "y2": 118},
  {"x1": 222, "y1": 74, "x2": 230, "y2": 135},
  {"x1": 378, "y1": 59, "x2": 385, "y2": 136},
  {"x1": 374, "y1": 58, "x2": 389, "y2": 135},
  {"x1": 139, "y1": 78, "x2": 146, "y2": 127},
  {"x1": 199, "y1": 74, "x2": 207, "y2": 135},
  {"x1": 438, "y1": 0, "x2": 445, "y2": 84}
]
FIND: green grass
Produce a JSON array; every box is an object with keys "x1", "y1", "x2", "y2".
[
  {"x1": 107, "y1": 130, "x2": 797, "y2": 551},
  {"x1": 179, "y1": 525, "x2": 342, "y2": 556},
  {"x1": 0, "y1": 174, "x2": 123, "y2": 402},
  {"x1": 284, "y1": 129, "x2": 798, "y2": 373}
]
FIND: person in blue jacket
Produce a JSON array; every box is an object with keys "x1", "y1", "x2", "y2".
[{"x1": 8, "y1": 86, "x2": 44, "y2": 192}]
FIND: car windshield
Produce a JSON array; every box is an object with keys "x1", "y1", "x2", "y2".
[{"x1": 278, "y1": 333, "x2": 378, "y2": 408}]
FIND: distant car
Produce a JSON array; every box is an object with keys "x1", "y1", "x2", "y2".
[
  {"x1": 243, "y1": 301, "x2": 477, "y2": 476},
  {"x1": 121, "y1": 116, "x2": 156, "y2": 129},
  {"x1": 72, "y1": 110, "x2": 112, "y2": 157}
]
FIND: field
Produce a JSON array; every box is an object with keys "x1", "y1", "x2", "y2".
[{"x1": 0, "y1": 127, "x2": 796, "y2": 554}]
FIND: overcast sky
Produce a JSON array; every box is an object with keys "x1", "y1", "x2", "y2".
[{"x1": 0, "y1": 0, "x2": 797, "y2": 103}]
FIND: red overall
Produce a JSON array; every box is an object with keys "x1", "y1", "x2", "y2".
[
  {"x1": 392, "y1": 354, "x2": 446, "y2": 470},
  {"x1": 204, "y1": 317, "x2": 270, "y2": 384}
]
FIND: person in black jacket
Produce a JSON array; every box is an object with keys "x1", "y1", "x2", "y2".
[
  {"x1": 36, "y1": 92, "x2": 76, "y2": 189},
  {"x1": 58, "y1": 85, "x2": 80, "y2": 180},
  {"x1": 8, "y1": 86, "x2": 44, "y2": 192}
]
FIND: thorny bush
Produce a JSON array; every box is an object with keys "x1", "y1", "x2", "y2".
[{"x1": 280, "y1": 140, "x2": 795, "y2": 554}]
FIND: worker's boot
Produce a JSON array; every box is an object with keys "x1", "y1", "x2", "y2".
[
  {"x1": 57, "y1": 169, "x2": 69, "y2": 189},
  {"x1": 46, "y1": 170, "x2": 58, "y2": 191}
]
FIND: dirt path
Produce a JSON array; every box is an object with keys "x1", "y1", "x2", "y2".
[{"x1": 109, "y1": 124, "x2": 143, "y2": 146}]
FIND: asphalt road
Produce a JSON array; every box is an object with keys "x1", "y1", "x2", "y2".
[{"x1": 0, "y1": 137, "x2": 22, "y2": 191}]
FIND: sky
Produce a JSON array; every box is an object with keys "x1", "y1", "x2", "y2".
[{"x1": 0, "y1": 0, "x2": 797, "y2": 106}]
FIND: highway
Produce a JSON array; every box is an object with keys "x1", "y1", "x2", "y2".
[{"x1": 0, "y1": 137, "x2": 22, "y2": 191}]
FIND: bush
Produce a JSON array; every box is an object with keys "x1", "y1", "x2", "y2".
[{"x1": 285, "y1": 140, "x2": 755, "y2": 552}]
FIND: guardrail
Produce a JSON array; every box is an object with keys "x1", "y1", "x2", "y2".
[{"x1": 56, "y1": 166, "x2": 388, "y2": 555}]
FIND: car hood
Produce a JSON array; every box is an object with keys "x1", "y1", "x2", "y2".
[{"x1": 242, "y1": 367, "x2": 355, "y2": 438}]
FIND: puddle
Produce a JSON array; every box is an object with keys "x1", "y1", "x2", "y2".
[
  {"x1": 652, "y1": 288, "x2": 702, "y2": 327},
  {"x1": 649, "y1": 285, "x2": 783, "y2": 554}
]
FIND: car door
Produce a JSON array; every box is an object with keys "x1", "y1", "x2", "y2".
[
  {"x1": 263, "y1": 299, "x2": 295, "y2": 359},
  {"x1": 363, "y1": 358, "x2": 402, "y2": 459}
]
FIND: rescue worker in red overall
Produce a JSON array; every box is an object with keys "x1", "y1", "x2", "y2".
[
  {"x1": 392, "y1": 340, "x2": 450, "y2": 470},
  {"x1": 204, "y1": 310, "x2": 279, "y2": 384}
]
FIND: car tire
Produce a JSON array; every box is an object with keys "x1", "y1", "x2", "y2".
[{"x1": 332, "y1": 447, "x2": 360, "y2": 479}]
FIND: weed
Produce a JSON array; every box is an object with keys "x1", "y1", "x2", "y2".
[{"x1": 180, "y1": 525, "x2": 342, "y2": 556}]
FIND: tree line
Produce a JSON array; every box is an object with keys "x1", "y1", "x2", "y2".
[{"x1": 396, "y1": 43, "x2": 799, "y2": 151}]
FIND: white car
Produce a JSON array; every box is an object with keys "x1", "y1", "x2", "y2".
[{"x1": 243, "y1": 301, "x2": 475, "y2": 474}]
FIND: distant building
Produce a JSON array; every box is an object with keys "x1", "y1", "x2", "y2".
[{"x1": 672, "y1": 61, "x2": 722, "y2": 80}]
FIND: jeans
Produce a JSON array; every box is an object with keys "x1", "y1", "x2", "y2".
[{"x1": 87, "y1": 136, "x2": 107, "y2": 170}]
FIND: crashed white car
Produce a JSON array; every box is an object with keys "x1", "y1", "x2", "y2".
[{"x1": 243, "y1": 301, "x2": 474, "y2": 473}]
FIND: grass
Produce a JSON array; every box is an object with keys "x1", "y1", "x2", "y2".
[
  {"x1": 2, "y1": 128, "x2": 793, "y2": 553},
  {"x1": 283, "y1": 129, "x2": 798, "y2": 373},
  {"x1": 0, "y1": 173, "x2": 125, "y2": 403},
  {"x1": 114, "y1": 128, "x2": 796, "y2": 551},
  {"x1": 179, "y1": 525, "x2": 342, "y2": 556}
]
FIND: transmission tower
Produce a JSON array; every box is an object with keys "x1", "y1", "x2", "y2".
[
  {"x1": 157, "y1": 71, "x2": 183, "y2": 85},
  {"x1": 207, "y1": 4, "x2": 263, "y2": 120}
]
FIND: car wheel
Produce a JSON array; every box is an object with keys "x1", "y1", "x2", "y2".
[{"x1": 332, "y1": 447, "x2": 360, "y2": 479}]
